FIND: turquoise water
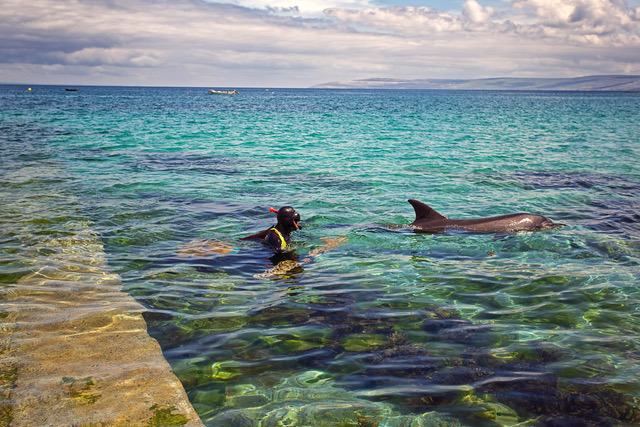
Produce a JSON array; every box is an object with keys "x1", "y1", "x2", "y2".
[{"x1": 2, "y1": 85, "x2": 640, "y2": 425}]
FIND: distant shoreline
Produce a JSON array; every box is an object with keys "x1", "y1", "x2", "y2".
[
  {"x1": 3, "y1": 76, "x2": 640, "y2": 92},
  {"x1": 311, "y1": 75, "x2": 640, "y2": 91}
]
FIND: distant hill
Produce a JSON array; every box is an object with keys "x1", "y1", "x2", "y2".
[{"x1": 311, "y1": 75, "x2": 640, "y2": 91}]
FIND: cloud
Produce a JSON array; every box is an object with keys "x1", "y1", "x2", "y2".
[
  {"x1": 512, "y1": 0, "x2": 640, "y2": 34},
  {"x1": 0, "y1": 0, "x2": 638, "y2": 86},
  {"x1": 462, "y1": 0, "x2": 494, "y2": 24},
  {"x1": 219, "y1": 0, "x2": 376, "y2": 16},
  {"x1": 323, "y1": 6, "x2": 465, "y2": 34},
  {"x1": 323, "y1": 0, "x2": 640, "y2": 46},
  {"x1": 58, "y1": 48, "x2": 161, "y2": 67}
]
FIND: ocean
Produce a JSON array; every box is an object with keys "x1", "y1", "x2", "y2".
[{"x1": 2, "y1": 85, "x2": 639, "y2": 425}]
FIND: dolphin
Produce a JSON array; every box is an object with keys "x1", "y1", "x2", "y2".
[{"x1": 408, "y1": 199, "x2": 556, "y2": 234}]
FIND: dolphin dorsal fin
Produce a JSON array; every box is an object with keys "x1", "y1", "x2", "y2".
[{"x1": 408, "y1": 199, "x2": 447, "y2": 222}]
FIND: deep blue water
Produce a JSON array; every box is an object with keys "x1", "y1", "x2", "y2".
[{"x1": 2, "y1": 85, "x2": 640, "y2": 425}]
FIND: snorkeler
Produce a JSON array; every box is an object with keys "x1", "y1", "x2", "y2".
[
  {"x1": 240, "y1": 206, "x2": 303, "y2": 276},
  {"x1": 264, "y1": 206, "x2": 301, "y2": 250},
  {"x1": 176, "y1": 205, "x2": 344, "y2": 278},
  {"x1": 177, "y1": 206, "x2": 300, "y2": 260},
  {"x1": 241, "y1": 206, "x2": 301, "y2": 250}
]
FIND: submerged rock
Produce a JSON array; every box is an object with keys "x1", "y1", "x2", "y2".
[
  {"x1": 204, "y1": 370, "x2": 462, "y2": 427},
  {"x1": 254, "y1": 260, "x2": 303, "y2": 278},
  {"x1": 177, "y1": 238, "x2": 237, "y2": 258}
]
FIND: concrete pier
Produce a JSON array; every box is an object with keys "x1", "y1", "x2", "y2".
[{"x1": 0, "y1": 226, "x2": 203, "y2": 426}]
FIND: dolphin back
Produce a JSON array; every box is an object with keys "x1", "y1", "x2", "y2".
[
  {"x1": 408, "y1": 199, "x2": 447, "y2": 223},
  {"x1": 408, "y1": 198, "x2": 557, "y2": 233}
]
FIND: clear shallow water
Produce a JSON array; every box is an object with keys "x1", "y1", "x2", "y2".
[{"x1": 2, "y1": 85, "x2": 640, "y2": 425}]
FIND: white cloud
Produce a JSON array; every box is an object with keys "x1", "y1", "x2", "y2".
[
  {"x1": 324, "y1": 6, "x2": 464, "y2": 34},
  {"x1": 55, "y1": 47, "x2": 161, "y2": 67},
  {"x1": 512, "y1": 0, "x2": 640, "y2": 34},
  {"x1": 214, "y1": 0, "x2": 376, "y2": 16},
  {"x1": 462, "y1": 0, "x2": 494, "y2": 24},
  {"x1": 0, "y1": 0, "x2": 638, "y2": 86}
]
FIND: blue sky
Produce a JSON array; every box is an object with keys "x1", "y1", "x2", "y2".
[{"x1": 2, "y1": 0, "x2": 640, "y2": 87}]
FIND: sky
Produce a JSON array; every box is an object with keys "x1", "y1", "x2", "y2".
[{"x1": 1, "y1": 0, "x2": 640, "y2": 87}]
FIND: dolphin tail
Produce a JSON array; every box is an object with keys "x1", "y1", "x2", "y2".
[{"x1": 408, "y1": 199, "x2": 447, "y2": 222}]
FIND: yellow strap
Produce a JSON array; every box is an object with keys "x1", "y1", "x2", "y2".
[{"x1": 270, "y1": 228, "x2": 286, "y2": 249}]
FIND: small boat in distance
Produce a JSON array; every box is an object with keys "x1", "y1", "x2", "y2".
[
  {"x1": 209, "y1": 89, "x2": 236, "y2": 95},
  {"x1": 65, "y1": 88, "x2": 79, "y2": 92}
]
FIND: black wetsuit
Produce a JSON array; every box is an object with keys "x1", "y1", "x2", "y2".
[{"x1": 264, "y1": 227, "x2": 289, "y2": 250}]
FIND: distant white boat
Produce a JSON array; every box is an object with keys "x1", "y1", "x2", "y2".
[{"x1": 209, "y1": 89, "x2": 236, "y2": 95}]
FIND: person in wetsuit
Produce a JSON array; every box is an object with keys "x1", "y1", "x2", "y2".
[
  {"x1": 240, "y1": 206, "x2": 302, "y2": 273},
  {"x1": 241, "y1": 206, "x2": 301, "y2": 250},
  {"x1": 264, "y1": 206, "x2": 301, "y2": 250},
  {"x1": 241, "y1": 206, "x2": 346, "y2": 277}
]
